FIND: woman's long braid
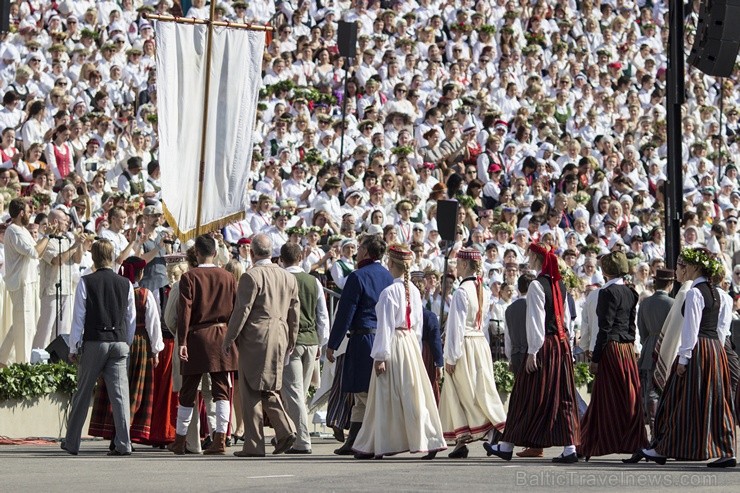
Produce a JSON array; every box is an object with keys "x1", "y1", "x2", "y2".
[
  {"x1": 470, "y1": 258, "x2": 484, "y2": 329},
  {"x1": 404, "y1": 265, "x2": 412, "y2": 329}
]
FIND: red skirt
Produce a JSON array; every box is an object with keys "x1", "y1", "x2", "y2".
[
  {"x1": 653, "y1": 337, "x2": 736, "y2": 460},
  {"x1": 503, "y1": 334, "x2": 580, "y2": 448},
  {"x1": 422, "y1": 342, "x2": 440, "y2": 405},
  {"x1": 89, "y1": 333, "x2": 155, "y2": 442},
  {"x1": 139, "y1": 338, "x2": 177, "y2": 445},
  {"x1": 579, "y1": 341, "x2": 647, "y2": 457}
]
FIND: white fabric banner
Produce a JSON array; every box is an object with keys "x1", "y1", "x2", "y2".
[{"x1": 155, "y1": 22, "x2": 265, "y2": 239}]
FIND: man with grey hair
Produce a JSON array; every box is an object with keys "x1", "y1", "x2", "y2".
[{"x1": 225, "y1": 233, "x2": 300, "y2": 457}]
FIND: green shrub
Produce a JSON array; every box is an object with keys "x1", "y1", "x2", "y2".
[{"x1": 0, "y1": 362, "x2": 78, "y2": 401}]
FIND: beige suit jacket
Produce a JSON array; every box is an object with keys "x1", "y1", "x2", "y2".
[{"x1": 225, "y1": 263, "x2": 300, "y2": 392}]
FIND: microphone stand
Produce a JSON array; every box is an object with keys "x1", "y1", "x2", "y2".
[{"x1": 54, "y1": 236, "x2": 63, "y2": 341}]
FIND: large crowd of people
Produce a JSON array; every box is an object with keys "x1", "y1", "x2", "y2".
[{"x1": 0, "y1": 0, "x2": 738, "y2": 466}]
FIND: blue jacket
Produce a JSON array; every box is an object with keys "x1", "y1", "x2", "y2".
[
  {"x1": 422, "y1": 308, "x2": 444, "y2": 368},
  {"x1": 328, "y1": 261, "x2": 393, "y2": 393}
]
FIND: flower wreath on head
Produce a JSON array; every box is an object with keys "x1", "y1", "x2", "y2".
[{"x1": 680, "y1": 248, "x2": 723, "y2": 279}]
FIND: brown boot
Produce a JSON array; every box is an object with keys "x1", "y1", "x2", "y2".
[
  {"x1": 203, "y1": 432, "x2": 227, "y2": 455},
  {"x1": 167, "y1": 434, "x2": 187, "y2": 455}
]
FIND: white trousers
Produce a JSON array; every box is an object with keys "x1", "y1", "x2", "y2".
[
  {"x1": 34, "y1": 294, "x2": 71, "y2": 349},
  {"x1": 0, "y1": 283, "x2": 40, "y2": 365}
]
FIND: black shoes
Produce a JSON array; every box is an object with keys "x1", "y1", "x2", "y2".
[
  {"x1": 448, "y1": 445, "x2": 469, "y2": 459},
  {"x1": 60, "y1": 441, "x2": 77, "y2": 456},
  {"x1": 285, "y1": 448, "x2": 312, "y2": 454},
  {"x1": 483, "y1": 442, "x2": 512, "y2": 461},
  {"x1": 354, "y1": 451, "x2": 374, "y2": 460},
  {"x1": 106, "y1": 449, "x2": 131, "y2": 456},
  {"x1": 421, "y1": 451, "x2": 437, "y2": 460},
  {"x1": 334, "y1": 422, "x2": 362, "y2": 455},
  {"x1": 622, "y1": 452, "x2": 643, "y2": 464},
  {"x1": 631, "y1": 450, "x2": 666, "y2": 465},
  {"x1": 273, "y1": 433, "x2": 297, "y2": 455},
  {"x1": 552, "y1": 453, "x2": 578, "y2": 464},
  {"x1": 708, "y1": 458, "x2": 736, "y2": 468}
]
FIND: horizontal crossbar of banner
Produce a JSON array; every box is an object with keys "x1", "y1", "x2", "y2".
[{"x1": 143, "y1": 13, "x2": 275, "y2": 32}]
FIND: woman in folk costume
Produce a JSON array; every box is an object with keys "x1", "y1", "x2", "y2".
[
  {"x1": 439, "y1": 248, "x2": 507, "y2": 459},
  {"x1": 652, "y1": 266, "x2": 693, "y2": 395},
  {"x1": 579, "y1": 251, "x2": 647, "y2": 460},
  {"x1": 633, "y1": 248, "x2": 736, "y2": 468},
  {"x1": 88, "y1": 256, "x2": 163, "y2": 446},
  {"x1": 485, "y1": 243, "x2": 580, "y2": 463},
  {"x1": 410, "y1": 271, "x2": 444, "y2": 404},
  {"x1": 352, "y1": 244, "x2": 447, "y2": 459}
]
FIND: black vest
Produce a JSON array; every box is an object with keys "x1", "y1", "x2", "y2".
[
  {"x1": 82, "y1": 268, "x2": 131, "y2": 343},
  {"x1": 681, "y1": 282, "x2": 720, "y2": 340},
  {"x1": 536, "y1": 274, "x2": 566, "y2": 336}
]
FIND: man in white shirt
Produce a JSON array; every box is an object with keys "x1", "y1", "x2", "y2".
[
  {"x1": 61, "y1": 239, "x2": 136, "y2": 456},
  {"x1": 100, "y1": 206, "x2": 136, "y2": 270},
  {"x1": 0, "y1": 198, "x2": 50, "y2": 365},
  {"x1": 0, "y1": 91, "x2": 23, "y2": 131},
  {"x1": 279, "y1": 243, "x2": 329, "y2": 453}
]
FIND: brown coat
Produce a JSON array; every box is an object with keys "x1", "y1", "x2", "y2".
[
  {"x1": 178, "y1": 266, "x2": 238, "y2": 375},
  {"x1": 224, "y1": 262, "x2": 299, "y2": 392}
]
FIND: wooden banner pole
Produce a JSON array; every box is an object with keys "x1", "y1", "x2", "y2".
[{"x1": 144, "y1": 13, "x2": 275, "y2": 32}]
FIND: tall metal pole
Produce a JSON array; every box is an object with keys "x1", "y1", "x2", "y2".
[
  {"x1": 338, "y1": 57, "x2": 351, "y2": 166},
  {"x1": 665, "y1": 0, "x2": 685, "y2": 269},
  {"x1": 193, "y1": 0, "x2": 218, "y2": 236}
]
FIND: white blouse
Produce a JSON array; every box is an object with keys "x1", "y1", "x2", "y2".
[{"x1": 371, "y1": 277, "x2": 423, "y2": 362}]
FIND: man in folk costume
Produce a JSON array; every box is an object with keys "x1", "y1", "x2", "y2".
[
  {"x1": 168, "y1": 236, "x2": 238, "y2": 456},
  {"x1": 440, "y1": 248, "x2": 507, "y2": 459},
  {"x1": 485, "y1": 243, "x2": 581, "y2": 463},
  {"x1": 327, "y1": 235, "x2": 394, "y2": 455},
  {"x1": 504, "y1": 272, "x2": 543, "y2": 459},
  {"x1": 62, "y1": 240, "x2": 136, "y2": 456},
  {"x1": 633, "y1": 248, "x2": 736, "y2": 468},
  {"x1": 352, "y1": 245, "x2": 447, "y2": 459},
  {"x1": 279, "y1": 243, "x2": 330, "y2": 454},
  {"x1": 579, "y1": 251, "x2": 647, "y2": 460},
  {"x1": 636, "y1": 269, "x2": 675, "y2": 437},
  {"x1": 88, "y1": 256, "x2": 163, "y2": 447},
  {"x1": 410, "y1": 271, "x2": 444, "y2": 404},
  {"x1": 163, "y1": 250, "x2": 205, "y2": 454},
  {"x1": 224, "y1": 234, "x2": 300, "y2": 457}
]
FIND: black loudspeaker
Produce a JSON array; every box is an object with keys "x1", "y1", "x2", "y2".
[
  {"x1": 46, "y1": 334, "x2": 71, "y2": 364},
  {"x1": 436, "y1": 200, "x2": 459, "y2": 242},
  {"x1": 688, "y1": 0, "x2": 740, "y2": 77},
  {"x1": 337, "y1": 21, "x2": 358, "y2": 59},
  {"x1": 0, "y1": 0, "x2": 9, "y2": 33}
]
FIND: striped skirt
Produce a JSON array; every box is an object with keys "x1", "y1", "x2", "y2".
[
  {"x1": 579, "y1": 341, "x2": 647, "y2": 457},
  {"x1": 653, "y1": 337, "x2": 736, "y2": 460},
  {"x1": 140, "y1": 338, "x2": 177, "y2": 445},
  {"x1": 422, "y1": 342, "x2": 440, "y2": 405},
  {"x1": 326, "y1": 353, "x2": 353, "y2": 430},
  {"x1": 88, "y1": 333, "x2": 155, "y2": 442},
  {"x1": 503, "y1": 334, "x2": 580, "y2": 448}
]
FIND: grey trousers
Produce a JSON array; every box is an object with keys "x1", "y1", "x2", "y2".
[
  {"x1": 281, "y1": 344, "x2": 318, "y2": 450},
  {"x1": 64, "y1": 341, "x2": 131, "y2": 454}
]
